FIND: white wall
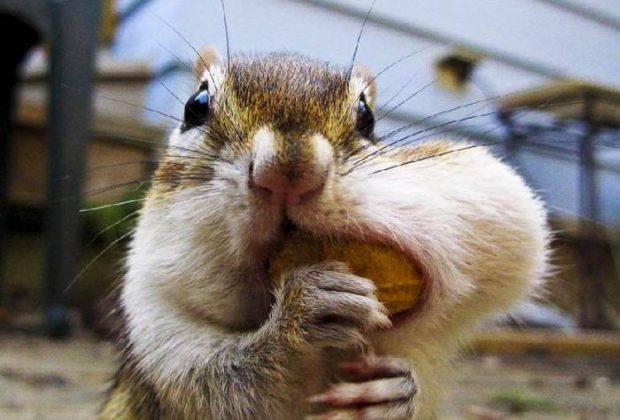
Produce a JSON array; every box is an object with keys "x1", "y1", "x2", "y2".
[{"x1": 112, "y1": 0, "x2": 620, "y2": 228}]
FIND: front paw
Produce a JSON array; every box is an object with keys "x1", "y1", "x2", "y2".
[
  {"x1": 275, "y1": 261, "x2": 392, "y2": 350},
  {"x1": 308, "y1": 356, "x2": 418, "y2": 420}
]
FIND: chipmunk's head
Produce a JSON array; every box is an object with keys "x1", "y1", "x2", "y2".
[
  {"x1": 150, "y1": 46, "x2": 385, "y2": 258},
  {"x1": 131, "y1": 46, "x2": 547, "y2": 332}
]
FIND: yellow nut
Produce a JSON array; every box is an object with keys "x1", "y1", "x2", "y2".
[{"x1": 269, "y1": 233, "x2": 423, "y2": 315}]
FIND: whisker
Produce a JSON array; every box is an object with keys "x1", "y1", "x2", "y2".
[
  {"x1": 369, "y1": 44, "x2": 435, "y2": 90},
  {"x1": 158, "y1": 79, "x2": 187, "y2": 108},
  {"x1": 84, "y1": 160, "x2": 154, "y2": 173},
  {"x1": 152, "y1": 12, "x2": 247, "y2": 148},
  {"x1": 349, "y1": 99, "x2": 584, "y2": 171},
  {"x1": 347, "y1": 0, "x2": 378, "y2": 79},
  {"x1": 65, "y1": 229, "x2": 135, "y2": 295},
  {"x1": 377, "y1": 91, "x2": 582, "y2": 145},
  {"x1": 345, "y1": 86, "x2": 498, "y2": 161},
  {"x1": 376, "y1": 79, "x2": 436, "y2": 123},
  {"x1": 84, "y1": 178, "x2": 153, "y2": 198},
  {"x1": 93, "y1": 132, "x2": 233, "y2": 164},
  {"x1": 370, "y1": 141, "x2": 502, "y2": 175},
  {"x1": 343, "y1": 101, "x2": 581, "y2": 175},
  {"x1": 70, "y1": 178, "x2": 236, "y2": 292},
  {"x1": 80, "y1": 198, "x2": 147, "y2": 213},
  {"x1": 155, "y1": 78, "x2": 247, "y2": 154},
  {"x1": 355, "y1": 44, "x2": 437, "y2": 105},
  {"x1": 154, "y1": 13, "x2": 212, "y2": 82},
  {"x1": 82, "y1": 171, "x2": 236, "y2": 199},
  {"x1": 153, "y1": 6, "x2": 246, "y2": 145},
  {"x1": 86, "y1": 208, "x2": 142, "y2": 246},
  {"x1": 61, "y1": 83, "x2": 187, "y2": 126},
  {"x1": 377, "y1": 96, "x2": 503, "y2": 143},
  {"x1": 398, "y1": 89, "x2": 503, "y2": 145},
  {"x1": 79, "y1": 153, "x2": 226, "y2": 180},
  {"x1": 153, "y1": 5, "x2": 246, "y2": 145},
  {"x1": 219, "y1": 0, "x2": 232, "y2": 71},
  {"x1": 155, "y1": 39, "x2": 200, "y2": 78},
  {"x1": 348, "y1": 109, "x2": 501, "y2": 172},
  {"x1": 377, "y1": 67, "x2": 422, "y2": 113}
]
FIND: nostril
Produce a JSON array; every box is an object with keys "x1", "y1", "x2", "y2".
[
  {"x1": 297, "y1": 171, "x2": 327, "y2": 201},
  {"x1": 249, "y1": 158, "x2": 327, "y2": 201},
  {"x1": 248, "y1": 160, "x2": 256, "y2": 186}
]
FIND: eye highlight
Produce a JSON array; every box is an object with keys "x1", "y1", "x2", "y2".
[
  {"x1": 183, "y1": 86, "x2": 211, "y2": 129},
  {"x1": 356, "y1": 93, "x2": 375, "y2": 139}
]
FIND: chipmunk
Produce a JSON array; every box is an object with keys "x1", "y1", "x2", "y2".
[{"x1": 101, "y1": 46, "x2": 549, "y2": 419}]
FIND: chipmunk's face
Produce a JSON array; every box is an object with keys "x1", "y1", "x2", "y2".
[
  {"x1": 150, "y1": 48, "x2": 387, "y2": 260},
  {"x1": 130, "y1": 48, "x2": 547, "y2": 333},
  {"x1": 120, "y1": 44, "x2": 548, "y2": 420}
]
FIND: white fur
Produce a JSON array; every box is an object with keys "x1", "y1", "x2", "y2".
[
  {"x1": 298, "y1": 146, "x2": 549, "y2": 417},
  {"x1": 201, "y1": 65, "x2": 225, "y2": 94},
  {"x1": 123, "y1": 129, "x2": 548, "y2": 417},
  {"x1": 349, "y1": 71, "x2": 375, "y2": 105},
  {"x1": 251, "y1": 127, "x2": 334, "y2": 204},
  {"x1": 252, "y1": 126, "x2": 278, "y2": 168},
  {"x1": 311, "y1": 133, "x2": 334, "y2": 171}
]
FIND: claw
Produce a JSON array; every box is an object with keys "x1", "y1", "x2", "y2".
[
  {"x1": 309, "y1": 357, "x2": 417, "y2": 419},
  {"x1": 309, "y1": 378, "x2": 411, "y2": 407},
  {"x1": 339, "y1": 356, "x2": 410, "y2": 382}
]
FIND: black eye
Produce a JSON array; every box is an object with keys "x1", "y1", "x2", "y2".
[
  {"x1": 356, "y1": 94, "x2": 375, "y2": 138},
  {"x1": 183, "y1": 87, "x2": 211, "y2": 129}
]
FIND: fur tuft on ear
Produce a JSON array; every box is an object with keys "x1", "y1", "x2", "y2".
[
  {"x1": 195, "y1": 44, "x2": 223, "y2": 76},
  {"x1": 350, "y1": 63, "x2": 377, "y2": 108}
]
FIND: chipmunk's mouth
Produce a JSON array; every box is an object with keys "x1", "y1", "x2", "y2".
[
  {"x1": 281, "y1": 216, "x2": 297, "y2": 236},
  {"x1": 267, "y1": 218, "x2": 428, "y2": 320}
]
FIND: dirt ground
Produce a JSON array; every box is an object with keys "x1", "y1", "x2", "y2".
[{"x1": 1, "y1": 332, "x2": 619, "y2": 419}]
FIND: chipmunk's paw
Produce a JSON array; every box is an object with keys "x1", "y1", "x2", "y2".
[
  {"x1": 276, "y1": 261, "x2": 391, "y2": 350},
  {"x1": 307, "y1": 356, "x2": 418, "y2": 419}
]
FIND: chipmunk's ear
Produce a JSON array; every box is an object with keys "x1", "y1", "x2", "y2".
[
  {"x1": 195, "y1": 45, "x2": 223, "y2": 75},
  {"x1": 350, "y1": 63, "x2": 376, "y2": 108},
  {"x1": 195, "y1": 45, "x2": 225, "y2": 92}
]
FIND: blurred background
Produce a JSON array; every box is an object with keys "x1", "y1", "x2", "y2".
[{"x1": 0, "y1": 0, "x2": 618, "y2": 418}]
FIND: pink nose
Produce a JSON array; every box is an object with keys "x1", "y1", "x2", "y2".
[
  {"x1": 250, "y1": 161, "x2": 326, "y2": 199},
  {"x1": 250, "y1": 128, "x2": 333, "y2": 202}
]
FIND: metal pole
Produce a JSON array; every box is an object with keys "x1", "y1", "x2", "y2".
[
  {"x1": 532, "y1": 0, "x2": 620, "y2": 33},
  {"x1": 498, "y1": 110, "x2": 520, "y2": 163},
  {"x1": 44, "y1": 0, "x2": 101, "y2": 337},
  {"x1": 577, "y1": 93, "x2": 608, "y2": 329},
  {"x1": 0, "y1": 14, "x2": 40, "y2": 310}
]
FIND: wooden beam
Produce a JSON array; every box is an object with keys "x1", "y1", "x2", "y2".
[{"x1": 470, "y1": 329, "x2": 620, "y2": 358}]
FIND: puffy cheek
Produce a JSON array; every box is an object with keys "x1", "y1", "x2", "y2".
[
  {"x1": 291, "y1": 168, "x2": 468, "y2": 295},
  {"x1": 168, "y1": 127, "x2": 199, "y2": 151},
  {"x1": 293, "y1": 173, "x2": 411, "y2": 239},
  {"x1": 168, "y1": 126, "x2": 226, "y2": 162}
]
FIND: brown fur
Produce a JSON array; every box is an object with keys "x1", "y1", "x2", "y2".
[{"x1": 105, "y1": 51, "x2": 548, "y2": 419}]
